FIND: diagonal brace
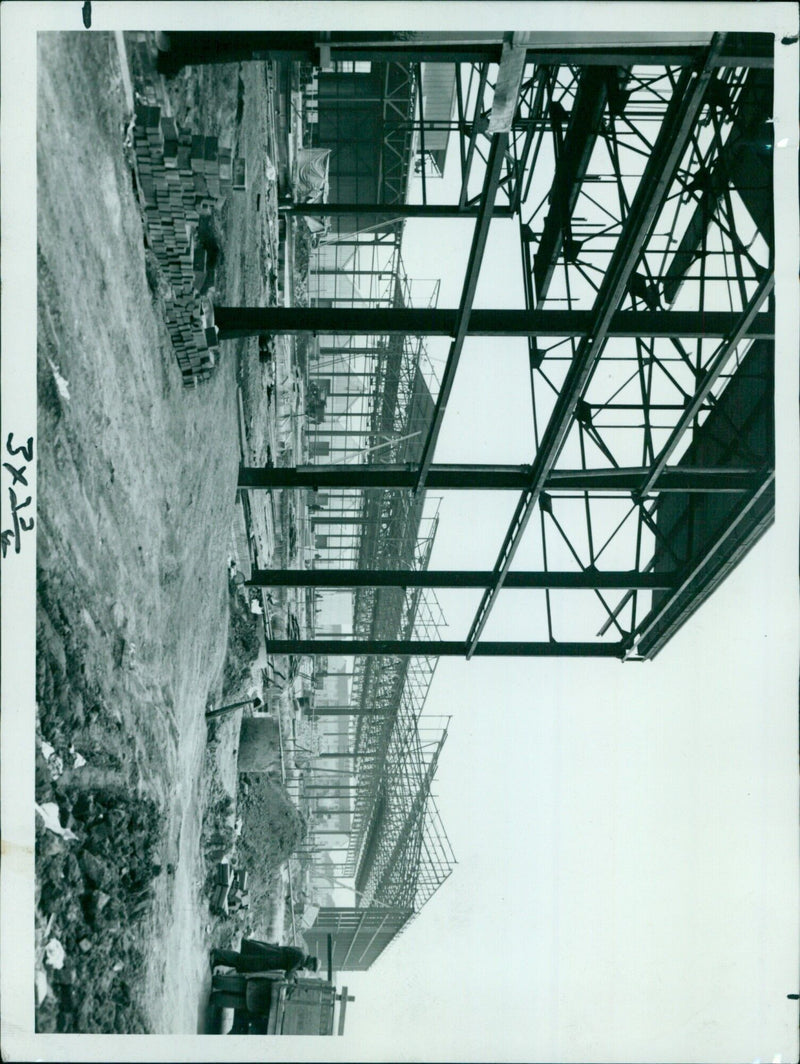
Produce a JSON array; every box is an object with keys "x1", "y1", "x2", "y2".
[
  {"x1": 414, "y1": 132, "x2": 509, "y2": 493},
  {"x1": 465, "y1": 36, "x2": 726, "y2": 658}
]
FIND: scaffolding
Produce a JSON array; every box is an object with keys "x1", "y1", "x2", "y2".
[
  {"x1": 299, "y1": 243, "x2": 454, "y2": 903},
  {"x1": 284, "y1": 143, "x2": 455, "y2": 937}
]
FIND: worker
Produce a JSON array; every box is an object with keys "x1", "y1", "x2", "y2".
[{"x1": 210, "y1": 939, "x2": 319, "y2": 978}]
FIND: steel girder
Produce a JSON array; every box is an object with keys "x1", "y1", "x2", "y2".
[
  {"x1": 502, "y1": 45, "x2": 775, "y2": 657},
  {"x1": 413, "y1": 132, "x2": 508, "y2": 492},
  {"x1": 249, "y1": 569, "x2": 680, "y2": 590},
  {"x1": 226, "y1": 33, "x2": 776, "y2": 661},
  {"x1": 283, "y1": 202, "x2": 516, "y2": 217},
  {"x1": 213, "y1": 305, "x2": 774, "y2": 339},
  {"x1": 155, "y1": 31, "x2": 773, "y2": 71},
  {"x1": 265, "y1": 639, "x2": 627, "y2": 657},
  {"x1": 238, "y1": 464, "x2": 764, "y2": 492}
]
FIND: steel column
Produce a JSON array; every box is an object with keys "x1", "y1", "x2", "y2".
[
  {"x1": 314, "y1": 706, "x2": 388, "y2": 716},
  {"x1": 249, "y1": 568, "x2": 679, "y2": 589},
  {"x1": 265, "y1": 639, "x2": 626, "y2": 658},
  {"x1": 238, "y1": 464, "x2": 764, "y2": 492},
  {"x1": 213, "y1": 305, "x2": 773, "y2": 340},
  {"x1": 280, "y1": 202, "x2": 515, "y2": 217}
]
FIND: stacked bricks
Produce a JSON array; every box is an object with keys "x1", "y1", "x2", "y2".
[{"x1": 133, "y1": 104, "x2": 237, "y2": 387}]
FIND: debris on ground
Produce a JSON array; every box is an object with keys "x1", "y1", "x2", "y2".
[
  {"x1": 35, "y1": 788, "x2": 162, "y2": 1032},
  {"x1": 36, "y1": 802, "x2": 79, "y2": 841},
  {"x1": 44, "y1": 938, "x2": 66, "y2": 969}
]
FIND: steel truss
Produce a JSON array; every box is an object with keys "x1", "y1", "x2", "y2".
[
  {"x1": 304, "y1": 906, "x2": 414, "y2": 972},
  {"x1": 229, "y1": 29, "x2": 774, "y2": 663}
]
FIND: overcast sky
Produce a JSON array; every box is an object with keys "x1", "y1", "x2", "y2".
[{"x1": 2, "y1": 3, "x2": 798, "y2": 1062}]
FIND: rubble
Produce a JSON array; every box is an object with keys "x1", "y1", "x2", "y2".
[
  {"x1": 36, "y1": 802, "x2": 78, "y2": 841},
  {"x1": 35, "y1": 787, "x2": 161, "y2": 1031},
  {"x1": 44, "y1": 938, "x2": 66, "y2": 969}
]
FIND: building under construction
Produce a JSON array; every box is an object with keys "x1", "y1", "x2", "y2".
[
  {"x1": 284, "y1": 55, "x2": 459, "y2": 967},
  {"x1": 158, "y1": 28, "x2": 777, "y2": 967}
]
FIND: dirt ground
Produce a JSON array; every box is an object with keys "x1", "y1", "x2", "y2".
[
  {"x1": 36, "y1": 33, "x2": 241, "y2": 1032},
  {"x1": 212, "y1": 58, "x2": 286, "y2": 574}
]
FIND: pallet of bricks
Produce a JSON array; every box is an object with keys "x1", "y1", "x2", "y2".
[{"x1": 133, "y1": 104, "x2": 234, "y2": 387}]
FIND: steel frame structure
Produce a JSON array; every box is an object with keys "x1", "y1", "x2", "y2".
[
  {"x1": 220, "y1": 29, "x2": 774, "y2": 664},
  {"x1": 158, "y1": 25, "x2": 776, "y2": 969},
  {"x1": 304, "y1": 906, "x2": 414, "y2": 972}
]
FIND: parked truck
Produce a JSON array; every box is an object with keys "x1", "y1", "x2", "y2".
[
  {"x1": 209, "y1": 970, "x2": 352, "y2": 1035},
  {"x1": 208, "y1": 934, "x2": 353, "y2": 1036}
]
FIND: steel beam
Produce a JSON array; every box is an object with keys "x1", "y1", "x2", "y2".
[
  {"x1": 156, "y1": 31, "x2": 772, "y2": 70},
  {"x1": 237, "y1": 464, "x2": 764, "y2": 492},
  {"x1": 310, "y1": 517, "x2": 372, "y2": 525},
  {"x1": 332, "y1": 47, "x2": 760, "y2": 68},
  {"x1": 533, "y1": 67, "x2": 611, "y2": 303},
  {"x1": 249, "y1": 568, "x2": 679, "y2": 590},
  {"x1": 414, "y1": 133, "x2": 508, "y2": 493},
  {"x1": 265, "y1": 639, "x2": 626, "y2": 658},
  {"x1": 466, "y1": 37, "x2": 727, "y2": 657},
  {"x1": 550, "y1": 467, "x2": 764, "y2": 492},
  {"x1": 280, "y1": 202, "x2": 515, "y2": 217},
  {"x1": 238, "y1": 463, "x2": 531, "y2": 490},
  {"x1": 314, "y1": 706, "x2": 388, "y2": 716},
  {"x1": 213, "y1": 305, "x2": 773, "y2": 340}
]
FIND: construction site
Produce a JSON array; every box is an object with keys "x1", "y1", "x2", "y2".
[
  {"x1": 27, "y1": 22, "x2": 787, "y2": 1041},
  {"x1": 152, "y1": 28, "x2": 776, "y2": 972}
]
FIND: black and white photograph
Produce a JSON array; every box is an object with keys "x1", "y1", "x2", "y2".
[{"x1": 1, "y1": 2, "x2": 798, "y2": 1059}]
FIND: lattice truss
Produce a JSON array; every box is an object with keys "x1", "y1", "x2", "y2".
[
  {"x1": 237, "y1": 37, "x2": 774, "y2": 666},
  {"x1": 454, "y1": 58, "x2": 538, "y2": 210},
  {"x1": 452, "y1": 53, "x2": 773, "y2": 656},
  {"x1": 381, "y1": 63, "x2": 418, "y2": 205}
]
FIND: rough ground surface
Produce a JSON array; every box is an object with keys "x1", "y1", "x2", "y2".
[
  {"x1": 36, "y1": 33, "x2": 240, "y2": 1032},
  {"x1": 214, "y1": 59, "x2": 285, "y2": 573}
]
